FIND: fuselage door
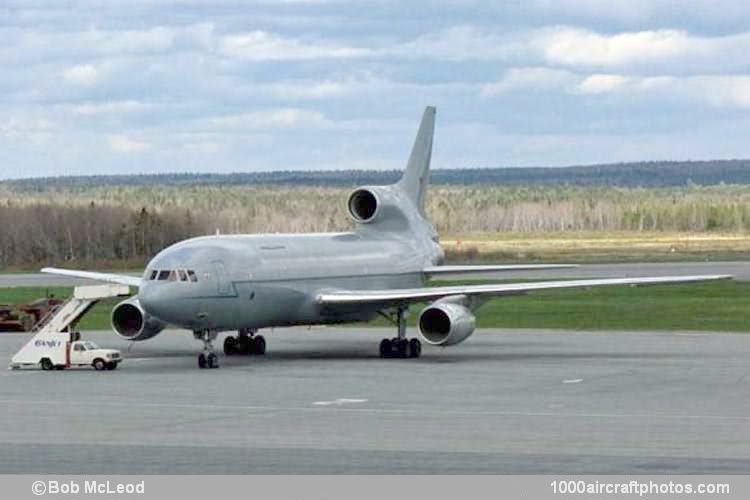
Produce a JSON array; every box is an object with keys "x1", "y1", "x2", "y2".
[{"x1": 212, "y1": 260, "x2": 233, "y2": 296}]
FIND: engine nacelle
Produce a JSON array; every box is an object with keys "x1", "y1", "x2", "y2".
[
  {"x1": 111, "y1": 297, "x2": 166, "y2": 341},
  {"x1": 347, "y1": 187, "x2": 381, "y2": 223},
  {"x1": 417, "y1": 302, "x2": 476, "y2": 346}
]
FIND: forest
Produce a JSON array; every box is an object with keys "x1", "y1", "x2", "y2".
[{"x1": 2, "y1": 180, "x2": 750, "y2": 269}]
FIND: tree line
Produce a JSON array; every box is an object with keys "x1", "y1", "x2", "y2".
[
  {"x1": 7, "y1": 159, "x2": 750, "y2": 188},
  {"x1": 1, "y1": 183, "x2": 749, "y2": 269}
]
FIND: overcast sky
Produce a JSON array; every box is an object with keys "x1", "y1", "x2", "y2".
[{"x1": 2, "y1": 0, "x2": 750, "y2": 179}]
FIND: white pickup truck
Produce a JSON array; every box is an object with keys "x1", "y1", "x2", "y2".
[{"x1": 10, "y1": 331, "x2": 122, "y2": 371}]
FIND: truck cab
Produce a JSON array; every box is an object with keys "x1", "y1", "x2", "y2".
[{"x1": 69, "y1": 340, "x2": 121, "y2": 370}]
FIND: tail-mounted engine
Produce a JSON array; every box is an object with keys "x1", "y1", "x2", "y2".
[
  {"x1": 111, "y1": 297, "x2": 166, "y2": 341},
  {"x1": 417, "y1": 300, "x2": 476, "y2": 346},
  {"x1": 347, "y1": 187, "x2": 380, "y2": 223}
]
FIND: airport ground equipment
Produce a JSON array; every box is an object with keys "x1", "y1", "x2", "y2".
[{"x1": 8, "y1": 284, "x2": 130, "y2": 370}]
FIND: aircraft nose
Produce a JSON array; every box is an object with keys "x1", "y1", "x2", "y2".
[{"x1": 138, "y1": 283, "x2": 167, "y2": 317}]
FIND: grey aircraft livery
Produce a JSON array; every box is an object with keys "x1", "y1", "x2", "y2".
[{"x1": 43, "y1": 107, "x2": 730, "y2": 369}]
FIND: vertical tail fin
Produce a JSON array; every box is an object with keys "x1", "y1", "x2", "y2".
[{"x1": 397, "y1": 106, "x2": 435, "y2": 214}]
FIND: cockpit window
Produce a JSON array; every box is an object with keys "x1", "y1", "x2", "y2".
[
  {"x1": 167, "y1": 270, "x2": 178, "y2": 281},
  {"x1": 178, "y1": 270, "x2": 188, "y2": 282},
  {"x1": 187, "y1": 270, "x2": 198, "y2": 282},
  {"x1": 149, "y1": 270, "x2": 158, "y2": 280},
  {"x1": 157, "y1": 270, "x2": 170, "y2": 280}
]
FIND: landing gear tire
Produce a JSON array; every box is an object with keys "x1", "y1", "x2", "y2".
[
  {"x1": 207, "y1": 352, "x2": 219, "y2": 369},
  {"x1": 223, "y1": 336, "x2": 237, "y2": 356},
  {"x1": 408, "y1": 338, "x2": 422, "y2": 358},
  {"x1": 379, "y1": 338, "x2": 421, "y2": 359},
  {"x1": 379, "y1": 338, "x2": 392, "y2": 358},
  {"x1": 198, "y1": 353, "x2": 207, "y2": 369},
  {"x1": 253, "y1": 335, "x2": 266, "y2": 355}
]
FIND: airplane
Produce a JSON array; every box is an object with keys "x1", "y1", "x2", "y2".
[{"x1": 43, "y1": 106, "x2": 731, "y2": 369}]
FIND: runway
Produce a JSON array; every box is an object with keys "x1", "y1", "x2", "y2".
[
  {"x1": 0, "y1": 327, "x2": 749, "y2": 473},
  {"x1": 1, "y1": 261, "x2": 749, "y2": 287}
]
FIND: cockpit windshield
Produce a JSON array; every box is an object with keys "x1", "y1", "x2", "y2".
[{"x1": 147, "y1": 269, "x2": 199, "y2": 283}]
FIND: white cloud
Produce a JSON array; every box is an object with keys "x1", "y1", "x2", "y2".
[
  {"x1": 70, "y1": 100, "x2": 151, "y2": 115},
  {"x1": 61, "y1": 64, "x2": 101, "y2": 86},
  {"x1": 481, "y1": 67, "x2": 577, "y2": 95},
  {"x1": 535, "y1": 27, "x2": 750, "y2": 71},
  {"x1": 576, "y1": 74, "x2": 629, "y2": 94},
  {"x1": 392, "y1": 25, "x2": 523, "y2": 61},
  {"x1": 109, "y1": 134, "x2": 151, "y2": 153},
  {"x1": 204, "y1": 108, "x2": 328, "y2": 130},
  {"x1": 219, "y1": 31, "x2": 371, "y2": 60}
]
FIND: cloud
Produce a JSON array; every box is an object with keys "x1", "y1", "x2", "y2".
[
  {"x1": 109, "y1": 134, "x2": 151, "y2": 153},
  {"x1": 485, "y1": 67, "x2": 750, "y2": 109},
  {"x1": 203, "y1": 108, "x2": 329, "y2": 130},
  {"x1": 481, "y1": 67, "x2": 578, "y2": 95},
  {"x1": 219, "y1": 31, "x2": 371, "y2": 60},
  {"x1": 61, "y1": 64, "x2": 101, "y2": 86},
  {"x1": 70, "y1": 100, "x2": 151, "y2": 115},
  {"x1": 535, "y1": 27, "x2": 750, "y2": 71}
]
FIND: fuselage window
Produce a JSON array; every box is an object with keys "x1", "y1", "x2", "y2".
[
  {"x1": 187, "y1": 270, "x2": 198, "y2": 282},
  {"x1": 149, "y1": 270, "x2": 158, "y2": 280},
  {"x1": 157, "y1": 270, "x2": 170, "y2": 280},
  {"x1": 178, "y1": 270, "x2": 188, "y2": 282}
]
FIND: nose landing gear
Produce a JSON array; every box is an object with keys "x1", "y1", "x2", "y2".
[
  {"x1": 224, "y1": 329, "x2": 266, "y2": 356},
  {"x1": 194, "y1": 329, "x2": 219, "y2": 369}
]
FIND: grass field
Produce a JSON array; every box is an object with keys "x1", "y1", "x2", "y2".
[
  {"x1": 441, "y1": 231, "x2": 750, "y2": 263},
  {"x1": 2, "y1": 280, "x2": 749, "y2": 332}
]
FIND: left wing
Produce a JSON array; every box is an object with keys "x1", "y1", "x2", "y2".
[
  {"x1": 424, "y1": 264, "x2": 577, "y2": 277},
  {"x1": 41, "y1": 267, "x2": 142, "y2": 288},
  {"x1": 317, "y1": 274, "x2": 730, "y2": 306}
]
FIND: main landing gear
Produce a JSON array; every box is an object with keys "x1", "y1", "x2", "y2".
[
  {"x1": 194, "y1": 329, "x2": 219, "y2": 369},
  {"x1": 224, "y1": 328, "x2": 266, "y2": 356},
  {"x1": 379, "y1": 307, "x2": 421, "y2": 359}
]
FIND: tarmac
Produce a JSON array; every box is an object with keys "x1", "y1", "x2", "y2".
[
  {"x1": 0, "y1": 262, "x2": 748, "y2": 288},
  {"x1": 0, "y1": 327, "x2": 749, "y2": 474}
]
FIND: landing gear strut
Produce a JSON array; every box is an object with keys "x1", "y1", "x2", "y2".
[
  {"x1": 194, "y1": 329, "x2": 219, "y2": 369},
  {"x1": 379, "y1": 306, "x2": 421, "y2": 359},
  {"x1": 224, "y1": 329, "x2": 266, "y2": 356}
]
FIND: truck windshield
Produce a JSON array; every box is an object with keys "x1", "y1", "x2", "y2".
[{"x1": 83, "y1": 342, "x2": 98, "y2": 350}]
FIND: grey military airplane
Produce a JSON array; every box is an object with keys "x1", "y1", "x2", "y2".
[{"x1": 43, "y1": 107, "x2": 730, "y2": 369}]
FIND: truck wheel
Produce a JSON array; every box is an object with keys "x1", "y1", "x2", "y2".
[
  {"x1": 40, "y1": 358, "x2": 53, "y2": 371},
  {"x1": 93, "y1": 359, "x2": 106, "y2": 371}
]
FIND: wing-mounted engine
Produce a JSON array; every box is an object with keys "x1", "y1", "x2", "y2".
[
  {"x1": 417, "y1": 298, "x2": 476, "y2": 346},
  {"x1": 111, "y1": 297, "x2": 166, "y2": 341}
]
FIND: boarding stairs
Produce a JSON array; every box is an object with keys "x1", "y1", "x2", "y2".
[
  {"x1": 31, "y1": 284, "x2": 130, "y2": 334},
  {"x1": 9, "y1": 284, "x2": 131, "y2": 369}
]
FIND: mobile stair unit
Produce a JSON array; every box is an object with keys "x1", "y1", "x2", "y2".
[{"x1": 9, "y1": 284, "x2": 130, "y2": 370}]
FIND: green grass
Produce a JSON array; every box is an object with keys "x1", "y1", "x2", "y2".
[
  {"x1": 2, "y1": 280, "x2": 749, "y2": 332},
  {"x1": 0, "y1": 287, "x2": 118, "y2": 331}
]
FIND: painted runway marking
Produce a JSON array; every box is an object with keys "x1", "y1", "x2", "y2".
[
  {"x1": 313, "y1": 398, "x2": 368, "y2": 406},
  {"x1": 563, "y1": 378, "x2": 583, "y2": 384},
  {"x1": 0, "y1": 398, "x2": 747, "y2": 421}
]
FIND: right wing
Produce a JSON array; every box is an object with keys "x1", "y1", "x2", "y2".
[
  {"x1": 317, "y1": 274, "x2": 731, "y2": 306},
  {"x1": 41, "y1": 267, "x2": 142, "y2": 288},
  {"x1": 424, "y1": 264, "x2": 578, "y2": 278}
]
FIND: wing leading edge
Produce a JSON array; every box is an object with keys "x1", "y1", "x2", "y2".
[
  {"x1": 41, "y1": 267, "x2": 142, "y2": 288},
  {"x1": 424, "y1": 264, "x2": 578, "y2": 277},
  {"x1": 317, "y1": 274, "x2": 731, "y2": 306}
]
